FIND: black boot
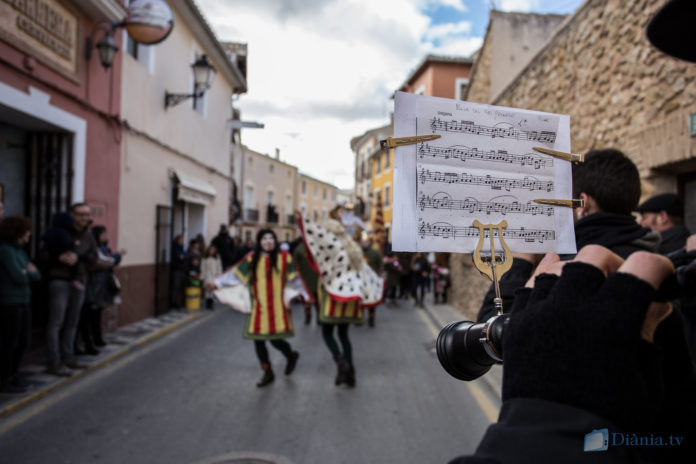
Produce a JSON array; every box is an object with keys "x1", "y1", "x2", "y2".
[
  {"x1": 345, "y1": 364, "x2": 356, "y2": 387},
  {"x1": 334, "y1": 357, "x2": 349, "y2": 386},
  {"x1": 256, "y1": 368, "x2": 275, "y2": 388},
  {"x1": 285, "y1": 351, "x2": 299, "y2": 375}
]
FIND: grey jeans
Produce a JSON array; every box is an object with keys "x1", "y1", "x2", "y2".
[{"x1": 46, "y1": 279, "x2": 85, "y2": 367}]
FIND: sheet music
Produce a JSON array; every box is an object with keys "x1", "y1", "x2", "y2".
[{"x1": 392, "y1": 92, "x2": 576, "y2": 254}]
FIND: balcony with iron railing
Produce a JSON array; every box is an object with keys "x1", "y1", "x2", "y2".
[
  {"x1": 266, "y1": 204, "x2": 279, "y2": 224},
  {"x1": 285, "y1": 214, "x2": 295, "y2": 225},
  {"x1": 244, "y1": 208, "x2": 259, "y2": 222}
]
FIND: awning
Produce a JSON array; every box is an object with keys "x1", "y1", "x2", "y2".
[{"x1": 174, "y1": 171, "x2": 217, "y2": 206}]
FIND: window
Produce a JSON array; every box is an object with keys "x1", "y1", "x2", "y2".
[
  {"x1": 384, "y1": 151, "x2": 390, "y2": 169},
  {"x1": 245, "y1": 186, "x2": 254, "y2": 207},
  {"x1": 267, "y1": 190, "x2": 274, "y2": 205},
  {"x1": 385, "y1": 185, "x2": 391, "y2": 207},
  {"x1": 323, "y1": 188, "x2": 327, "y2": 200},
  {"x1": 248, "y1": 156, "x2": 253, "y2": 167},
  {"x1": 313, "y1": 209, "x2": 319, "y2": 221},
  {"x1": 455, "y1": 77, "x2": 470, "y2": 100},
  {"x1": 375, "y1": 157, "x2": 381, "y2": 175},
  {"x1": 314, "y1": 185, "x2": 318, "y2": 198},
  {"x1": 269, "y1": 164, "x2": 274, "y2": 173},
  {"x1": 126, "y1": 36, "x2": 139, "y2": 59},
  {"x1": 301, "y1": 180, "x2": 306, "y2": 195},
  {"x1": 124, "y1": 28, "x2": 153, "y2": 71},
  {"x1": 285, "y1": 195, "x2": 292, "y2": 214}
]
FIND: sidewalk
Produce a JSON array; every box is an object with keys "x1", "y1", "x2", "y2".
[
  {"x1": 420, "y1": 292, "x2": 503, "y2": 401},
  {"x1": 0, "y1": 309, "x2": 209, "y2": 419}
]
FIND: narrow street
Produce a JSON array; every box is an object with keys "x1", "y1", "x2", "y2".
[{"x1": 0, "y1": 299, "x2": 496, "y2": 464}]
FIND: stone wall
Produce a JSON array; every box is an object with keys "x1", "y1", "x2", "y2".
[{"x1": 494, "y1": 0, "x2": 696, "y2": 177}]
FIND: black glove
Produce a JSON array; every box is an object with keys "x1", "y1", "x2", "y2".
[{"x1": 501, "y1": 262, "x2": 664, "y2": 431}]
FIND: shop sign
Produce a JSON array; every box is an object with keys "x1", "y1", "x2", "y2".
[{"x1": 0, "y1": 0, "x2": 81, "y2": 82}]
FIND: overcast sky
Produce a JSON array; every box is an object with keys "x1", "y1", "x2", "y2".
[{"x1": 197, "y1": 0, "x2": 584, "y2": 190}]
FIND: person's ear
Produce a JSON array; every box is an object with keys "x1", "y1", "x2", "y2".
[{"x1": 575, "y1": 193, "x2": 594, "y2": 219}]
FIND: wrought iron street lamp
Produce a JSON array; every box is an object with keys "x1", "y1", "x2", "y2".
[{"x1": 164, "y1": 55, "x2": 217, "y2": 109}]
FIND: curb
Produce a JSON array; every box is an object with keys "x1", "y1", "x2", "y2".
[{"x1": 0, "y1": 311, "x2": 205, "y2": 419}]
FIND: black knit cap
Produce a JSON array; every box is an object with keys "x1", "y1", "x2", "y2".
[
  {"x1": 646, "y1": 0, "x2": 696, "y2": 63},
  {"x1": 634, "y1": 193, "x2": 684, "y2": 217}
]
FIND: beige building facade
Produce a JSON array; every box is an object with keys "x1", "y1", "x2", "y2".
[
  {"x1": 297, "y1": 173, "x2": 339, "y2": 225},
  {"x1": 239, "y1": 146, "x2": 298, "y2": 244},
  {"x1": 118, "y1": 0, "x2": 247, "y2": 319}
]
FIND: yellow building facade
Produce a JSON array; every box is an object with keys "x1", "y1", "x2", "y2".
[{"x1": 370, "y1": 146, "x2": 394, "y2": 242}]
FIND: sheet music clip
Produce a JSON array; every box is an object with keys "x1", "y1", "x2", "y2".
[
  {"x1": 380, "y1": 134, "x2": 441, "y2": 150},
  {"x1": 472, "y1": 220, "x2": 513, "y2": 316},
  {"x1": 532, "y1": 146, "x2": 585, "y2": 164},
  {"x1": 533, "y1": 198, "x2": 585, "y2": 209}
]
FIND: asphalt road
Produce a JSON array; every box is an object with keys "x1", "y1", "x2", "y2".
[{"x1": 0, "y1": 299, "x2": 494, "y2": 464}]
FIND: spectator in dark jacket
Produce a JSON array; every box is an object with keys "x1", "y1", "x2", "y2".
[
  {"x1": 80, "y1": 225, "x2": 123, "y2": 353},
  {"x1": 636, "y1": 193, "x2": 691, "y2": 255},
  {"x1": 43, "y1": 204, "x2": 98, "y2": 376},
  {"x1": 41, "y1": 212, "x2": 82, "y2": 290},
  {"x1": 0, "y1": 216, "x2": 40, "y2": 393},
  {"x1": 211, "y1": 224, "x2": 235, "y2": 270}
]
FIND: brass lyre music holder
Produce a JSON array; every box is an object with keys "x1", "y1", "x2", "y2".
[{"x1": 472, "y1": 220, "x2": 513, "y2": 316}]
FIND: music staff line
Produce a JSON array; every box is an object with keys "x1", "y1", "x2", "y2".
[
  {"x1": 417, "y1": 168, "x2": 554, "y2": 193},
  {"x1": 418, "y1": 143, "x2": 554, "y2": 169},
  {"x1": 418, "y1": 193, "x2": 555, "y2": 216},
  {"x1": 417, "y1": 221, "x2": 555, "y2": 243},
  {"x1": 429, "y1": 118, "x2": 557, "y2": 144}
]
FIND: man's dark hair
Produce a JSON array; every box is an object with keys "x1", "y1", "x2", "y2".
[
  {"x1": 70, "y1": 202, "x2": 88, "y2": 212},
  {"x1": 0, "y1": 216, "x2": 32, "y2": 242},
  {"x1": 572, "y1": 148, "x2": 641, "y2": 215}
]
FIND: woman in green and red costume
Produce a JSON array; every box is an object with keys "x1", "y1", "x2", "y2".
[{"x1": 206, "y1": 229, "x2": 307, "y2": 388}]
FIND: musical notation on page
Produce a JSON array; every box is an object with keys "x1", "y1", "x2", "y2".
[
  {"x1": 418, "y1": 192, "x2": 554, "y2": 216},
  {"x1": 418, "y1": 143, "x2": 554, "y2": 169},
  {"x1": 390, "y1": 92, "x2": 575, "y2": 254},
  {"x1": 417, "y1": 221, "x2": 555, "y2": 243},
  {"x1": 417, "y1": 168, "x2": 554, "y2": 192},
  {"x1": 429, "y1": 118, "x2": 557, "y2": 144}
]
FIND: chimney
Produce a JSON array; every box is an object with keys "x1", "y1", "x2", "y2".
[{"x1": 275, "y1": 148, "x2": 280, "y2": 160}]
